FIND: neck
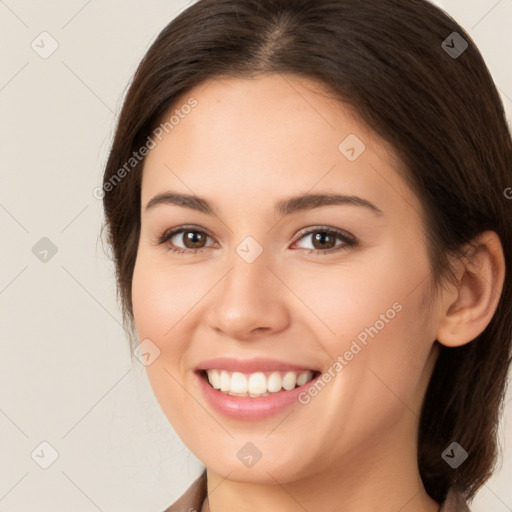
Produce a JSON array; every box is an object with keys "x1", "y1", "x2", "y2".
[{"x1": 203, "y1": 416, "x2": 440, "y2": 512}]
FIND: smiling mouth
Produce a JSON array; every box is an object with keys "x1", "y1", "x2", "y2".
[{"x1": 200, "y1": 369, "x2": 319, "y2": 398}]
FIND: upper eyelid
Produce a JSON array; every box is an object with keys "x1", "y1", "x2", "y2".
[{"x1": 295, "y1": 225, "x2": 354, "y2": 240}]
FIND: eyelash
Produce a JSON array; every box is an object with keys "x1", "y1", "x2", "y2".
[{"x1": 156, "y1": 225, "x2": 358, "y2": 256}]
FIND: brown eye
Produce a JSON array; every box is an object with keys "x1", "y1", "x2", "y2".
[
  {"x1": 157, "y1": 226, "x2": 215, "y2": 253},
  {"x1": 157, "y1": 225, "x2": 356, "y2": 256},
  {"x1": 294, "y1": 227, "x2": 357, "y2": 255},
  {"x1": 310, "y1": 231, "x2": 337, "y2": 250},
  {"x1": 179, "y1": 230, "x2": 208, "y2": 249}
]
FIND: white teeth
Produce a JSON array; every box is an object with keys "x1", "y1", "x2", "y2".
[
  {"x1": 296, "y1": 371, "x2": 310, "y2": 386},
  {"x1": 230, "y1": 372, "x2": 247, "y2": 393},
  {"x1": 205, "y1": 369, "x2": 314, "y2": 397},
  {"x1": 282, "y1": 371, "x2": 297, "y2": 390},
  {"x1": 220, "y1": 370, "x2": 230, "y2": 392},
  {"x1": 267, "y1": 371, "x2": 282, "y2": 392},
  {"x1": 248, "y1": 372, "x2": 267, "y2": 394},
  {"x1": 209, "y1": 369, "x2": 221, "y2": 389}
]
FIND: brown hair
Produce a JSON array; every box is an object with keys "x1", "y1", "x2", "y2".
[{"x1": 101, "y1": 0, "x2": 512, "y2": 504}]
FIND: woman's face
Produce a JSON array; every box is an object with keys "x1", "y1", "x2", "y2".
[{"x1": 132, "y1": 73, "x2": 443, "y2": 484}]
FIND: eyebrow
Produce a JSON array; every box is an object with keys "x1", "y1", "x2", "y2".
[{"x1": 144, "y1": 192, "x2": 383, "y2": 217}]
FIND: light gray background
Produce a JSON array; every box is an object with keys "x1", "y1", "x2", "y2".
[{"x1": 0, "y1": 1, "x2": 511, "y2": 511}]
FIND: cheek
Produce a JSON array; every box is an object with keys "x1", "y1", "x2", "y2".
[
  {"x1": 131, "y1": 253, "x2": 197, "y2": 404},
  {"x1": 282, "y1": 240, "x2": 430, "y2": 352},
  {"x1": 346, "y1": 296, "x2": 434, "y2": 439},
  {"x1": 286, "y1": 241, "x2": 434, "y2": 415},
  {"x1": 131, "y1": 254, "x2": 204, "y2": 429},
  {"x1": 131, "y1": 251, "x2": 208, "y2": 344}
]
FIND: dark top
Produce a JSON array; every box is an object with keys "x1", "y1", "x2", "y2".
[{"x1": 163, "y1": 471, "x2": 471, "y2": 511}]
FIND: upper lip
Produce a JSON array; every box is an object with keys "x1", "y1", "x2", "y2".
[{"x1": 196, "y1": 357, "x2": 319, "y2": 374}]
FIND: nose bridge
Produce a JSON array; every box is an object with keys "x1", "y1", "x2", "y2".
[
  {"x1": 207, "y1": 236, "x2": 290, "y2": 339},
  {"x1": 230, "y1": 238, "x2": 269, "y2": 293},
  {"x1": 223, "y1": 238, "x2": 274, "y2": 312}
]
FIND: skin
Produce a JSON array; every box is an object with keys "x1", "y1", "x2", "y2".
[{"x1": 131, "y1": 73, "x2": 505, "y2": 512}]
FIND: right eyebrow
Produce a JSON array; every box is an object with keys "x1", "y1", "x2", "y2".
[{"x1": 145, "y1": 192, "x2": 214, "y2": 214}]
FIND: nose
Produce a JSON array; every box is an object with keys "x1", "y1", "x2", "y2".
[{"x1": 205, "y1": 248, "x2": 291, "y2": 341}]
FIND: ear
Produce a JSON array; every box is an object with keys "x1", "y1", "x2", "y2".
[{"x1": 436, "y1": 231, "x2": 506, "y2": 348}]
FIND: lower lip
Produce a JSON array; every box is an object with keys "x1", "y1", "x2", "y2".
[{"x1": 196, "y1": 372, "x2": 319, "y2": 420}]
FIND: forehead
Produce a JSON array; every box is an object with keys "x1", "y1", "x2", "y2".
[{"x1": 141, "y1": 74, "x2": 420, "y2": 220}]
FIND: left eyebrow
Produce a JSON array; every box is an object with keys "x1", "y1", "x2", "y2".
[
  {"x1": 144, "y1": 192, "x2": 384, "y2": 217},
  {"x1": 275, "y1": 192, "x2": 383, "y2": 217}
]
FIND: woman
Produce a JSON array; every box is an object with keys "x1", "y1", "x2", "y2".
[{"x1": 101, "y1": 0, "x2": 511, "y2": 510}]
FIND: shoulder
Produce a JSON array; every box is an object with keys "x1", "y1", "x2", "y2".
[{"x1": 162, "y1": 471, "x2": 207, "y2": 512}]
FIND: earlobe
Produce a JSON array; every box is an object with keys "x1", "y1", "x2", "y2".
[{"x1": 436, "y1": 231, "x2": 506, "y2": 348}]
